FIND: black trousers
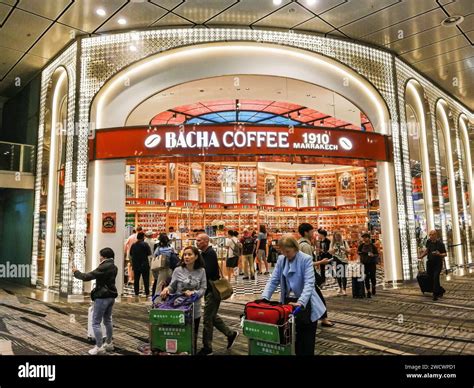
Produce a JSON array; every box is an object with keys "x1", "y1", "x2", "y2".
[
  {"x1": 364, "y1": 262, "x2": 377, "y2": 292},
  {"x1": 315, "y1": 285, "x2": 328, "y2": 320},
  {"x1": 295, "y1": 318, "x2": 318, "y2": 356},
  {"x1": 133, "y1": 266, "x2": 150, "y2": 296},
  {"x1": 336, "y1": 262, "x2": 348, "y2": 290},
  {"x1": 427, "y1": 259, "x2": 443, "y2": 296}
]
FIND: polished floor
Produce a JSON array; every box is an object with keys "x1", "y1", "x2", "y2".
[{"x1": 0, "y1": 271, "x2": 473, "y2": 356}]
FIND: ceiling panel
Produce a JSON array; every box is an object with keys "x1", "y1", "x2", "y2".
[
  {"x1": 58, "y1": 0, "x2": 127, "y2": 33},
  {"x1": 97, "y1": 1, "x2": 167, "y2": 32},
  {"x1": 150, "y1": 0, "x2": 185, "y2": 11},
  {"x1": 443, "y1": 0, "x2": 474, "y2": 16},
  {"x1": 462, "y1": 13, "x2": 473, "y2": 32},
  {"x1": 0, "y1": 46, "x2": 25, "y2": 78},
  {"x1": 5, "y1": 53, "x2": 48, "y2": 86},
  {"x1": 0, "y1": 2, "x2": 11, "y2": 21},
  {"x1": 0, "y1": 0, "x2": 16, "y2": 6},
  {"x1": 17, "y1": 0, "x2": 71, "y2": 20},
  {"x1": 386, "y1": 24, "x2": 459, "y2": 54},
  {"x1": 293, "y1": 16, "x2": 334, "y2": 34},
  {"x1": 208, "y1": 0, "x2": 292, "y2": 26},
  {"x1": 253, "y1": 2, "x2": 314, "y2": 29},
  {"x1": 319, "y1": 0, "x2": 399, "y2": 29},
  {"x1": 340, "y1": 0, "x2": 437, "y2": 37},
  {"x1": 414, "y1": 45, "x2": 474, "y2": 71},
  {"x1": 401, "y1": 34, "x2": 469, "y2": 63},
  {"x1": 29, "y1": 23, "x2": 80, "y2": 59},
  {"x1": 0, "y1": 8, "x2": 50, "y2": 52},
  {"x1": 172, "y1": 0, "x2": 236, "y2": 24},
  {"x1": 151, "y1": 11, "x2": 193, "y2": 26}
]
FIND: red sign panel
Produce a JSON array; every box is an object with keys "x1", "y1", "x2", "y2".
[
  {"x1": 102, "y1": 212, "x2": 116, "y2": 233},
  {"x1": 91, "y1": 125, "x2": 390, "y2": 163}
]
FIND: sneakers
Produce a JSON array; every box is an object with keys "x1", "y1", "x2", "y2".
[
  {"x1": 88, "y1": 346, "x2": 106, "y2": 355},
  {"x1": 197, "y1": 347, "x2": 213, "y2": 356},
  {"x1": 227, "y1": 331, "x2": 239, "y2": 349},
  {"x1": 103, "y1": 342, "x2": 114, "y2": 352},
  {"x1": 342, "y1": 290, "x2": 347, "y2": 296},
  {"x1": 263, "y1": 271, "x2": 270, "y2": 275},
  {"x1": 336, "y1": 289, "x2": 342, "y2": 296}
]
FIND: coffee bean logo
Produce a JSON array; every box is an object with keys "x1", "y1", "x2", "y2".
[
  {"x1": 339, "y1": 137, "x2": 353, "y2": 150},
  {"x1": 145, "y1": 134, "x2": 161, "y2": 148}
]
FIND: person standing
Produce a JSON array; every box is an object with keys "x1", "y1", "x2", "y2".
[
  {"x1": 225, "y1": 230, "x2": 240, "y2": 282},
  {"x1": 196, "y1": 233, "x2": 238, "y2": 355},
  {"x1": 316, "y1": 229, "x2": 332, "y2": 284},
  {"x1": 262, "y1": 235, "x2": 326, "y2": 356},
  {"x1": 152, "y1": 233, "x2": 175, "y2": 297},
  {"x1": 160, "y1": 246, "x2": 206, "y2": 353},
  {"x1": 298, "y1": 223, "x2": 334, "y2": 328},
  {"x1": 418, "y1": 230, "x2": 447, "y2": 301},
  {"x1": 240, "y1": 229, "x2": 256, "y2": 280},
  {"x1": 168, "y1": 226, "x2": 178, "y2": 240},
  {"x1": 72, "y1": 247, "x2": 118, "y2": 355},
  {"x1": 130, "y1": 232, "x2": 151, "y2": 297},
  {"x1": 358, "y1": 233, "x2": 379, "y2": 298},
  {"x1": 330, "y1": 232, "x2": 350, "y2": 296},
  {"x1": 256, "y1": 225, "x2": 270, "y2": 275},
  {"x1": 124, "y1": 226, "x2": 142, "y2": 284}
]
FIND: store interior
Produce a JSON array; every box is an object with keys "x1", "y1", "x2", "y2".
[{"x1": 125, "y1": 161, "x2": 382, "y2": 264}]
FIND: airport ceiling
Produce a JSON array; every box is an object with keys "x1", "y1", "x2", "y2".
[{"x1": 0, "y1": 0, "x2": 472, "y2": 109}]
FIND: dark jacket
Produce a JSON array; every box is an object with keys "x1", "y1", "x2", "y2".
[
  {"x1": 74, "y1": 258, "x2": 118, "y2": 300},
  {"x1": 201, "y1": 245, "x2": 219, "y2": 294},
  {"x1": 130, "y1": 240, "x2": 151, "y2": 270}
]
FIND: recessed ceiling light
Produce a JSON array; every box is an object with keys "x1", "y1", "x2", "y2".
[
  {"x1": 441, "y1": 15, "x2": 464, "y2": 27},
  {"x1": 306, "y1": 0, "x2": 317, "y2": 5},
  {"x1": 96, "y1": 8, "x2": 106, "y2": 17},
  {"x1": 129, "y1": 45, "x2": 137, "y2": 52},
  {"x1": 118, "y1": 18, "x2": 127, "y2": 25},
  {"x1": 273, "y1": 0, "x2": 282, "y2": 5}
]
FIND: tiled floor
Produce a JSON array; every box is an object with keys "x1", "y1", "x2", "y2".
[{"x1": 0, "y1": 270, "x2": 473, "y2": 356}]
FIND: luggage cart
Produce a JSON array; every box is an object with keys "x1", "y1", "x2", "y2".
[
  {"x1": 242, "y1": 312, "x2": 296, "y2": 356},
  {"x1": 149, "y1": 294, "x2": 196, "y2": 355}
]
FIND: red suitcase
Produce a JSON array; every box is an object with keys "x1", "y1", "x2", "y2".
[{"x1": 244, "y1": 300, "x2": 293, "y2": 325}]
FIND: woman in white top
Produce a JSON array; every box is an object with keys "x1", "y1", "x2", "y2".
[{"x1": 329, "y1": 232, "x2": 350, "y2": 296}]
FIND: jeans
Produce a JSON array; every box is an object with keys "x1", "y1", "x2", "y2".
[
  {"x1": 242, "y1": 254, "x2": 255, "y2": 277},
  {"x1": 134, "y1": 266, "x2": 150, "y2": 296},
  {"x1": 202, "y1": 292, "x2": 233, "y2": 351},
  {"x1": 93, "y1": 298, "x2": 115, "y2": 347},
  {"x1": 336, "y1": 262, "x2": 348, "y2": 290},
  {"x1": 364, "y1": 262, "x2": 377, "y2": 292},
  {"x1": 427, "y1": 258, "x2": 443, "y2": 296}
]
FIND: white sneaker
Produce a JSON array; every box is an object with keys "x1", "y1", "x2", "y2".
[
  {"x1": 88, "y1": 345, "x2": 106, "y2": 355},
  {"x1": 337, "y1": 289, "x2": 342, "y2": 296},
  {"x1": 103, "y1": 342, "x2": 114, "y2": 352}
]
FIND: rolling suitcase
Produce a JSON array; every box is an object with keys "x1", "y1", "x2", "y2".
[
  {"x1": 417, "y1": 260, "x2": 432, "y2": 294},
  {"x1": 87, "y1": 304, "x2": 107, "y2": 343},
  {"x1": 244, "y1": 300, "x2": 293, "y2": 325},
  {"x1": 352, "y1": 277, "x2": 366, "y2": 298}
]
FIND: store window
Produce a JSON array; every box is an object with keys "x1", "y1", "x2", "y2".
[{"x1": 406, "y1": 104, "x2": 428, "y2": 250}]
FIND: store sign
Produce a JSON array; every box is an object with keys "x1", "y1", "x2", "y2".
[
  {"x1": 101, "y1": 212, "x2": 116, "y2": 233},
  {"x1": 93, "y1": 125, "x2": 390, "y2": 162}
]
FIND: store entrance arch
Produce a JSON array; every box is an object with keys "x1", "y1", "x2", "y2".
[{"x1": 87, "y1": 42, "x2": 402, "y2": 294}]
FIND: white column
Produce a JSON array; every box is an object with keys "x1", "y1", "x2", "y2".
[
  {"x1": 377, "y1": 161, "x2": 403, "y2": 283},
  {"x1": 87, "y1": 159, "x2": 126, "y2": 295}
]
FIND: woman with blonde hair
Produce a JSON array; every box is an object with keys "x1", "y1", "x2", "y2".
[
  {"x1": 262, "y1": 234, "x2": 326, "y2": 356},
  {"x1": 329, "y1": 231, "x2": 350, "y2": 296}
]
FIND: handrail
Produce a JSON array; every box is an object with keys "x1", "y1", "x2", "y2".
[{"x1": 0, "y1": 140, "x2": 35, "y2": 147}]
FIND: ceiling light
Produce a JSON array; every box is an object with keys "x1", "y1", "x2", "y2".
[
  {"x1": 96, "y1": 8, "x2": 106, "y2": 17},
  {"x1": 118, "y1": 18, "x2": 127, "y2": 25},
  {"x1": 306, "y1": 0, "x2": 317, "y2": 5},
  {"x1": 441, "y1": 15, "x2": 464, "y2": 27},
  {"x1": 129, "y1": 45, "x2": 137, "y2": 52},
  {"x1": 273, "y1": 0, "x2": 282, "y2": 5}
]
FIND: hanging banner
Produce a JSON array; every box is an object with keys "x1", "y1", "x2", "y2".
[
  {"x1": 102, "y1": 212, "x2": 116, "y2": 233},
  {"x1": 91, "y1": 125, "x2": 391, "y2": 163}
]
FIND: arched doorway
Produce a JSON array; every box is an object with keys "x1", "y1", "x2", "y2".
[{"x1": 86, "y1": 43, "x2": 402, "y2": 294}]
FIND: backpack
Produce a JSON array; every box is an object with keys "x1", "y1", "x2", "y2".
[
  {"x1": 242, "y1": 237, "x2": 255, "y2": 255},
  {"x1": 230, "y1": 238, "x2": 242, "y2": 258}
]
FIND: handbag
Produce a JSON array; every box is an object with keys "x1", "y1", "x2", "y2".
[
  {"x1": 210, "y1": 264, "x2": 233, "y2": 301},
  {"x1": 151, "y1": 254, "x2": 168, "y2": 271}
]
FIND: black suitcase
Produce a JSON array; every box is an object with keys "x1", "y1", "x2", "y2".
[
  {"x1": 352, "y1": 277, "x2": 366, "y2": 298},
  {"x1": 417, "y1": 261, "x2": 432, "y2": 294}
]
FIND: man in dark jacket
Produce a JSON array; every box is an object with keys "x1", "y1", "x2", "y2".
[
  {"x1": 196, "y1": 233, "x2": 238, "y2": 355},
  {"x1": 73, "y1": 247, "x2": 118, "y2": 355},
  {"x1": 418, "y1": 230, "x2": 447, "y2": 301},
  {"x1": 129, "y1": 232, "x2": 151, "y2": 297}
]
